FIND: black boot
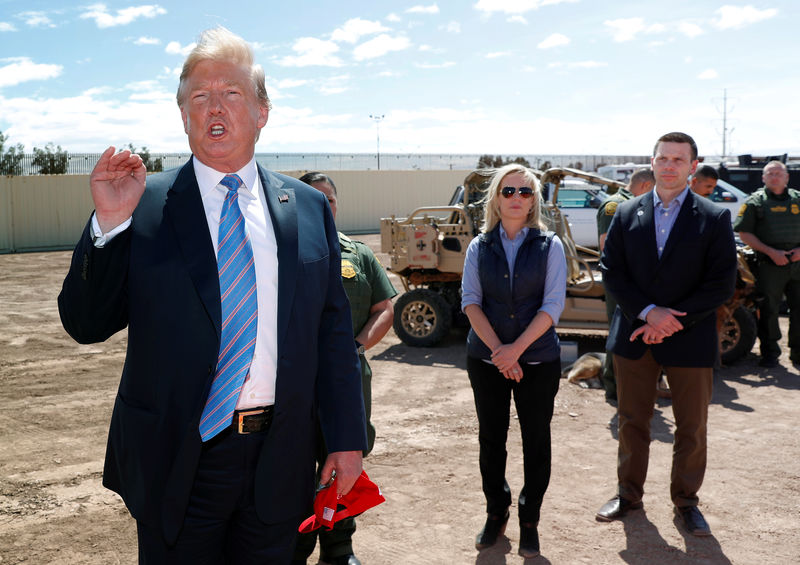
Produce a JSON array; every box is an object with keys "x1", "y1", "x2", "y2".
[
  {"x1": 518, "y1": 522, "x2": 540, "y2": 559},
  {"x1": 475, "y1": 510, "x2": 510, "y2": 550}
]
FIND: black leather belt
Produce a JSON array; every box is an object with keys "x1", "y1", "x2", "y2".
[{"x1": 232, "y1": 406, "x2": 274, "y2": 434}]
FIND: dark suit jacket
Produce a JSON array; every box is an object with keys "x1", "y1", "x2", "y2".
[
  {"x1": 600, "y1": 189, "x2": 737, "y2": 367},
  {"x1": 58, "y1": 160, "x2": 367, "y2": 544}
]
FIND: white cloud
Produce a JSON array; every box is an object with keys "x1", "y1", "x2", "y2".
[
  {"x1": 389, "y1": 107, "x2": 478, "y2": 124},
  {"x1": 0, "y1": 92, "x2": 186, "y2": 152},
  {"x1": 548, "y1": 60, "x2": 607, "y2": 69},
  {"x1": 275, "y1": 78, "x2": 309, "y2": 89},
  {"x1": 678, "y1": 21, "x2": 704, "y2": 38},
  {"x1": 83, "y1": 86, "x2": 113, "y2": 97},
  {"x1": 129, "y1": 90, "x2": 174, "y2": 102},
  {"x1": 158, "y1": 65, "x2": 181, "y2": 79},
  {"x1": 80, "y1": 3, "x2": 167, "y2": 28},
  {"x1": 317, "y1": 76, "x2": 352, "y2": 96},
  {"x1": 277, "y1": 38, "x2": 344, "y2": 67},
  {"x1": 331, "y1": 18, "x2": 388, "y2": 44},
  {"x1": 443, "y1": 21, "x2": 461, "y2": 33},
  {"x1": 0, "y1": 57, "x2": 63, "y2": 88},
  {"x1": 485, "y1": 51, "x2": 512, "y2": 59},
  {"x1": 418, "y1": 44, "x2": 445, "y2": 54},
  {"x1": 713, "y1": 5, "x2": 777, "y2": 30},
  {"x1": 386, "y1": 13, "x2": 401, "y2": 22},
  {"x1": 474, "y1": 0, "x2": 576, "y2": 15},
  {"x1": 0, "y1": 22, "x2": 16, "y2": 32},
  {"x1": 165, "y1": 41, "x2": 196, "y2": 56},
  {"x1": 406, "y1": 4, "x2": 440, "y2": 14},
  {"x1": 698, "y1": 69, "x2": 718, "y2": 80},
  {"x1": 604, "y1": 17, "x2": 664, "y2": 42},
  {"x1": 538, "y1": 33, "x2": 570, "y2": 49},
  {"x1": 415, "y1": 61, "x2": 456, "y2": 69},
  {"x1": 604, "y1": 17, "x2": 644, "y2": 42},
  {"x1": 134, "y1": 36, "x2": 160, "y2": 45},
  {"x1": 126, "y1": 80, "x2": 155, "y2": 90},
  {"x1": 319, "y1": 86, "x2": 348, "y2": 95},
  {"x1": 18, "y1": 11, "x2": 55, "y2": 28},
  {"x1": 508, "y1": 15, "x2": 528, "y2": 24},
  {"x1": 353, "y1": 34, "x2": 411, "y2": 61}
]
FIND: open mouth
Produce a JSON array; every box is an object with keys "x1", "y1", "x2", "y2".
[{"x1": 210, "y1": 124, "x2": 225, "y2": 137}]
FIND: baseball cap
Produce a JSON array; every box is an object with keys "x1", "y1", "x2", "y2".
[{"x1": 298, "y1": 470, "x2": 385, "y2": 533}]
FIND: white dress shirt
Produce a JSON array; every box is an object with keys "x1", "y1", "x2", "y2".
[{"x1": 92, "y1": 155, "x2": 279, "y2": 408}]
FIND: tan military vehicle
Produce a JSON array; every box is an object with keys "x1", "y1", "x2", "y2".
[{"x1": 380, "y1": 167, "x2": 758, "y2": 365}]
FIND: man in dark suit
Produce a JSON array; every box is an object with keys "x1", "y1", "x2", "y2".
[
  {"x1": 595, "y1": 132, "x2": 737, "y2": 537},
  {"x1": 58, "y1": 27, "x2": 366, "y2": 564}
]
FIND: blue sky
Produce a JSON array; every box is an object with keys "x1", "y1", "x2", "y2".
[{"x1": 1, "y1": 1, "x2": 797, "y2": 158}]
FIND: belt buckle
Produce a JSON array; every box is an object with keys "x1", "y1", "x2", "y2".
[{"x1": 236, "y1": 408, "x2": 264, "y2": 434}]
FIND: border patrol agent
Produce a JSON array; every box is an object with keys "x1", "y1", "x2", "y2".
[
  {"x1": 293, "y1": 173, "x2": 397, "y2": 565},
  {"x1": 734, "y1": 160, "x2": 800, "y2": 368}
]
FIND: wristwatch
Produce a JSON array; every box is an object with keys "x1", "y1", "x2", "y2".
[{"x1": 355, "y1": 341, "x2": 366, "y2": 355}]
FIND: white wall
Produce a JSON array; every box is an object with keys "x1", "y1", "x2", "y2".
[{"x1": 0, "y1": 170, "x2": 472, "y2": 253}]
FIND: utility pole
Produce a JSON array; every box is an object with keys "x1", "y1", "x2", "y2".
[
  {"x1": 369, "y1": 114, "x2": 384, "y2": 170},
  {"x1": 716, "y1": 88, "x2": 734, "y2": 158}
]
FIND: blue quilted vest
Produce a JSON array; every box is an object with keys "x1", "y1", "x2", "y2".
[{"x1": 466, "y1": 226, "x2": 560, "y2": 363}]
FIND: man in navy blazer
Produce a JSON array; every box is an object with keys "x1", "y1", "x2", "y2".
[
  {"x1": 595, "y1": 132, "x2": 737, "y2": 537},
  {"x1": 58, "y1": 27, "x2": 366, "y2": 563}
]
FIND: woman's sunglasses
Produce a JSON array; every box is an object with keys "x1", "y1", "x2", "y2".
[{"x1": 500, "y1": 186, "x2": 534, "y2": 199}]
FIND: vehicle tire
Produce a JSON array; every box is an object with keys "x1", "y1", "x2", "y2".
[
  {"x1": 719, "y1": 306, "x2": 757, "y2": 365},
  {"x1": 393, "y1": 289, "x2": 453, "y2": 347}
]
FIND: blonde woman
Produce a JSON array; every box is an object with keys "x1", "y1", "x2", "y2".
[{"x1": 461, "y1": 164, "x2": 567, "y2": 559}]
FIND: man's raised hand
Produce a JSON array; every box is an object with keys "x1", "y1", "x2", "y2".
[{"x1": 90, "y1": 146, "x2": 147, "y2": 233}]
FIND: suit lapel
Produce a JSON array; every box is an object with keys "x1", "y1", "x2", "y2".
[
  {"x1": 165, "y1": 160, "x2": 222, "y2": 339},
  {"x1": 634, "y1": 196, "x2": 660, "y2": 269},
  {"x1": 258, "y1": 165, "x2": 297, "y2": 352}
]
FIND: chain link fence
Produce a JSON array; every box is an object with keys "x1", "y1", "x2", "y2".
[{"x1": 11, "y1": 152, "x2": 649, "y2": 175}]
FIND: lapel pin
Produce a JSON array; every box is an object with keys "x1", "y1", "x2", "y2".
[
  {"x1": 637, "y1": 210, "x2": 644, "y2": 216},
  {"x1": 279, "y1": 194, "x2": 289, "y2": 203}
]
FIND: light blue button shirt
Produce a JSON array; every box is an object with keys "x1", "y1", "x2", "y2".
[
  {"x1": 653, "y1": 186, "x2": 690, "y2": 258},
  {"x1": 639, "y1": 186, "x2": 690, "y2": 320},
  {"x1": 461, "y1": 225, "x2": 567, "y2": 325}
]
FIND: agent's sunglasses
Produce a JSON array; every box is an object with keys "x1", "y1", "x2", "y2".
[{"x1": 500, "y1": 186, "x2": 534, "y2": 199}]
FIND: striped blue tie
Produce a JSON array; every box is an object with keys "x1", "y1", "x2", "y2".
[{"x1": 199, "y1": 174, "x2": 258, "y2": 441}]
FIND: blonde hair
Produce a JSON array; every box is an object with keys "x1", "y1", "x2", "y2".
[
  {"x1": 481, "y1": 164, "x2": 546, "y2": 233},
  {"x1": 176, "y1": 26, "x2": 271, "y2": 110}
]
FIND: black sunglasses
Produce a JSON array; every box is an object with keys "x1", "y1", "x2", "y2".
[{"x1": 500, "y1": 186, "x2": 534, "y2": 199}]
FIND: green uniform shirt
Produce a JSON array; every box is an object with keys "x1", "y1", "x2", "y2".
[
  {"x1": 596, "y1": 188, "x2": 633, "y2": 239},
  {"x1": 733, "y1": 187, "x2": 800, "y2": 250},
  {"x1": 338, "y1": 232, "x2": 398, "y2": 335},
  {"x1": 338, "y1": 232, "x2": 397, "y2": 454}
]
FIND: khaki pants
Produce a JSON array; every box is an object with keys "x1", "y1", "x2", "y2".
[{"x1": 614, "y1": 350, "x2": 713, "y2": 507}]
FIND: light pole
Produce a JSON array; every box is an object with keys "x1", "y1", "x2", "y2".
[{"x1": 369, "y1": 114, "x2": 384, "y2": 170}]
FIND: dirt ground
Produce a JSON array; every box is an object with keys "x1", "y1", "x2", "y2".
[{"x1": 1, "y1": 235, "x2": 799, "y2": 565}]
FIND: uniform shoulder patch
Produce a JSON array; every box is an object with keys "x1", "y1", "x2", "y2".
[
  {"x1": 737, "y1": 203, "x2": 747, "y2": 217},
  {"x1": 341, "y1": 259, "x2": 356, "y2": 278},
  {"x1": 605, "y1": 201, "x2": 619, "y2": 216}
]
